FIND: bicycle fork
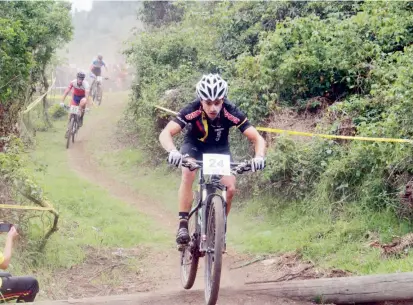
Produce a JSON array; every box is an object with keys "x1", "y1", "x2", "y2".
[{"x1": 198, "y1": 188, "x2": 227, "y2": 254}]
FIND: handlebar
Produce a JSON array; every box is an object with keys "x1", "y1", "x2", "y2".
[{"x1": 180, "y1": 158, "x2": 252, "y2": 175}]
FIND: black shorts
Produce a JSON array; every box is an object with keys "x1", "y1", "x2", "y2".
[
  {"x1": 0, "y1": 275, "x2": 39, "y2": 303},
  {"x1": 91, "y1": 67, "x2": 102, "y2": 76},
  {"x1": 180, "y1": 141, "x2": 233, "y2": 161}
]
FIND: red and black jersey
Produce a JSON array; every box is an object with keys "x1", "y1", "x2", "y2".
[{"x1": 173, "y1": 98, "x2": 251, "y2": 146}]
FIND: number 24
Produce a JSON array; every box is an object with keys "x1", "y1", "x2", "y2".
[{"x1": 209, "y1": 159, "x2": 224, "y2": 168}]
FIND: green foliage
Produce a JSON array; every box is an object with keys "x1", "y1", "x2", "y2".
[
  {"x1": 126, "y1": 1, "x2": 413, "y2": 222},
  {"x1": 48, "y1": 103, "x2": 66, "y2": 120},
  {"x1": 0, "y1": 1, "x2": 73, "y2": 146},
  {"x1": 0, "y1": 1, "x2": 73, "y2": 262},
  {"x1": 138, "y1": 1, "x2": 185, "y2": 28}
]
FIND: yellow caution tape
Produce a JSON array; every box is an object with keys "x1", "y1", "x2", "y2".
[
  {"x1": 155, "y1": 104, "x2": 413, "y2": 144},
  {"x1": 0, "y1": 204, "x2": 56, "y2": 212},
  {"x1": 155, "y1": 105, "x2": 178, "y2": 115},
  {"x1": 256, "y1": 127, "x2": 413, "y2": 143},
  {"x1": 22, "y1": 78, "x2": 57, "y2": 115}
]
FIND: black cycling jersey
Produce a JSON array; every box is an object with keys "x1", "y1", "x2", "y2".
[{"x1": 173, "y1": 98, "x2": 251, "y2": 146}]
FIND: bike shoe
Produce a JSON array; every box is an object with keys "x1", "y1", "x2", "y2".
[{"x1": 176, "y1": 227, "x2": 190, "y2": 245}]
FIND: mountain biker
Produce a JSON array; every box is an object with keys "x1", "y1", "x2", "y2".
[
  {"x1": 89, "y1": 53, "x2": 107, "y2": 78},
  {"x1": 159, "y1": 74, "x2": 267, "y2": 245},
  {"x1": 61, "y1": 71, "x2": 90, "y2": 138}
]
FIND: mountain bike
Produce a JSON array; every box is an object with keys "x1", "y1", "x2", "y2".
[
  {"x1": 176, "y1": 155, "x2": 252, "y2": 305},
  {"x1": 63, "y1": 104, "x2": 81, "y2": 149},
  {"x1": 90, "y1": 74, "x2": 108, "y2": 106}
]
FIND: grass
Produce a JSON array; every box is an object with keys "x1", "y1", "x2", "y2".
[{"x1": 22, "y1": 119, "x2": 169, "y2": 271}]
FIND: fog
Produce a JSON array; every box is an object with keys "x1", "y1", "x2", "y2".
[{"x1": 56, "y1": 0, "x2": 143, "y2": 89}]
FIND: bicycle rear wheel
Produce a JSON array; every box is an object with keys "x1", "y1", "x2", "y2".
[
  {"x1": 180, "y1": 191, "x2": 200, "y2": 289},
  {"x1": 66, "y1": 117, "x2": 74, "y2": 149},
  {"x1": 204, "y1": 195, "x2": 225, "y2": 305}
]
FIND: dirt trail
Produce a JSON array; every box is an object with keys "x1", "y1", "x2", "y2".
[{"x1": 63, "y1": 93, "x2": 314, "y2": 305}]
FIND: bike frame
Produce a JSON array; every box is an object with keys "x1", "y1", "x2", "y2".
[
  {"x1": 67, "y1": 105, "x2": 81, "y2": 133},
  {"x1": 188, "y1": 167, "x2": 227, "y2": 254}
]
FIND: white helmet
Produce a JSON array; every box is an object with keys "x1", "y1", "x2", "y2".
[{"x1": 196, "y1": 74, "x2": 228, "y2": 101}]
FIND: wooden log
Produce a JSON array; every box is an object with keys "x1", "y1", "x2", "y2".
[
  {"x1": 241, "y1": 271, "x2": 413, "y2": 304},
  {"x1": 29, "y1": 272, "x2": 413, "y2": 304}
]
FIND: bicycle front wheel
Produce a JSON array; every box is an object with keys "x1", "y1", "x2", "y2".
[
  {"x1": 97, "y1": 85, "x2": 102, "y2": 105},
  {"x1": 71, "y1": 119, "x2": 77, "y2": 143},
  {"x1": 91, "y1": 83, "x2": 97, "y2": 102},
  {"x1": 66, "y1": 117, "x2": 74, "y2": 149},
  {"x1": 204, "y1": 195, "x2": 225, "y2": 305}
]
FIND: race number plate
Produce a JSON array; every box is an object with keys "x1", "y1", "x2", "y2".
[
  {"x1": 203, "y1": 154, "x2": 231, "y2": 176},
  {"x1": 97, "y1": 76, "x2": 103, "y2": 82},
  {"x1": 69, "y1": 105, "x2": 80, "y2": 115}
]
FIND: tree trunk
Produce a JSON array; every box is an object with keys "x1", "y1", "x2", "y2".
[
  {"x1": 41, "y1": 64, "x2": 51, "y2": 127},
  {"x1": 242, "y1": 272, "x2": 413, "y2": 304}
]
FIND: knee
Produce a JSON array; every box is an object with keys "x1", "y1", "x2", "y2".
[
  {"x1": 227, "y1": 183, "x2": 236, "y2": 197},
  {"x1": 181, "y1": 168, "x2": 196, "y2": 185},
  {"x1": 80, "y1": 98, "x2": 87, "y2": 107}
]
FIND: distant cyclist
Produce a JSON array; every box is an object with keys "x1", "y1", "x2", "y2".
[
  {"x1": 89, "y1": 53, "x2": 107, "y2": 78},
  {"x1": 61, "y1": 71, "x2": 90, "y2": 138}
]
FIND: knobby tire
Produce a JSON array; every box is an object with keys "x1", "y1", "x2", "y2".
[
  {"x1": 66, "y1": 117, "x2": 74, "y2": 149},
  {"x1": 72, "y1": 118, "x2": 77, "y2": 143},
  {"x1": 204, "y1": 195, "x2": 225, "y2": 305},
  {"x1": 180, "y1": 191, "x2": 200, "y2": 289}
]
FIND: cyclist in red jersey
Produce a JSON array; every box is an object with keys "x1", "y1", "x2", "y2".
[{"x1": 61, "y1": 71, "x2": 90, "y2": 138}]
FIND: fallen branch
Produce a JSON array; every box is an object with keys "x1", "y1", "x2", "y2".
[
  {"x1": 245, "y1": 264, "x2": 313, "y2": 284},
  {"x1": 229, "y1": 256, "x2": 267, "y2": 270},
  {"x1": 89, "y1": 263, "x2": 127, "y2": 281}
]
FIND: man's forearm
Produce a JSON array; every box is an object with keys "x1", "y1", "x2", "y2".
[
  {"x1": 254, "y1": 136, "x2": 266, "y2": 157},
  {"x1": 159, "y1": 130, "x2": 177, "y2": 152},
  {"x1": 62, "y1": 90, "x2": 69, "y2": 102}
]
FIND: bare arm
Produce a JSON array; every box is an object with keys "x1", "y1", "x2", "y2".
[
  {"x1": 159, "y1": 121, "x2": 183, "y2": 152},
  {"x1": 62, "y1": 88, "x2": 70, "y2": 102},
  {"x1": 0, "y1": 227, "x2": 18, "y2": 270},
  {"x1": 243, "y1": 126, "x2": 266, "y2": 157},
  {"x1": 62, "y1": 82, "x2": 73, "y2": 103}
]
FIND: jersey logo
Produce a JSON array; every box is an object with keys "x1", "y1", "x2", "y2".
[
  {"x1": 185, "y1": 109, "x2": 202, "y2": 121},
  {"x1": 224, "y1": 108, "x2": 240, "y2": 124}
]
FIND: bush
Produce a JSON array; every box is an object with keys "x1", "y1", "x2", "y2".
[
  {"x1": 125, "y1": 1, "x2": 413, "y2": 214},
  {"x1": 48, "y1": 103, "x2": 66, "y2": 120}
]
